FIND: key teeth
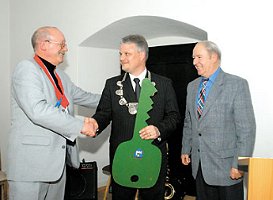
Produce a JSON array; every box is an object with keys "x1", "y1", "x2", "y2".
[{"x1": 136, "y1": 79, "x2": 157, "y2": 125}]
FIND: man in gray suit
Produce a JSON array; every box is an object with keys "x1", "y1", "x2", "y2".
[
  {"x1": 181, "y1": 41, "x2": 256, "y2": 200},
  {"x1": 7, "y1": 26, "x2": 100, "y2": 200}
]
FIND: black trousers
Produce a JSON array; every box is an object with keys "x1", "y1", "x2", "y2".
[
  {"x1": 111, "y1": 178, "x2": 165, "y2": 200},
  {"x1": 196, "y1": 164, "x2": 244, "y2": 200}
]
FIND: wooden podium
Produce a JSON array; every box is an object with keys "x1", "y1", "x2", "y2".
[{"x1": 239, "y1": 157, "x2": 273, "y2": 200}]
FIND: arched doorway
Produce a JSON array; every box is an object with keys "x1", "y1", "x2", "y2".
[
  {"x1": 78, "y1": 15, "x2": 207, "y2": 198},
  {"x1": 80, "y1": 15, "x2": 207, "y2": 48}
]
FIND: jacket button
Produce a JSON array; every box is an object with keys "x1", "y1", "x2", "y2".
[
  {"x1": 199, "y1": 133, "x2": 202, "y2": 136},
  {"x1": 62, "y1": 145, "x2": 65, "y2": 149},
  {"x1": 198, "y1": 149, "x2": 200, "y2": 152}
]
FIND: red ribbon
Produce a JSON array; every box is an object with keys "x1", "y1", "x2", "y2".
[{"x1": 34, "y1": 55, "x2": 69, "y2": 108}]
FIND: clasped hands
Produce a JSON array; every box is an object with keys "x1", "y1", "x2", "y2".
[{"x1": 81, "y1": 117, "x2": 98, "y2": 137}]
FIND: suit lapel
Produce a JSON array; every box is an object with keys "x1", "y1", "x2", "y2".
[
  {"x1": 200, "y1": 70, "x2": 225, "y2": 119},
  {"x1": 123, "y1": 75, "x2": 137, "y2": 103},
  {"x1": 191, "y1": 78, "x2": 202, "y2": 120}
]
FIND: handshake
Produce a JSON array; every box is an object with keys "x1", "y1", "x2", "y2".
[{"x1": 80, "y1": 117, "x2": 99, "y2": 137}]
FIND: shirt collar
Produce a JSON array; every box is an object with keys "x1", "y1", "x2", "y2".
[
  {"x1": 129, "y1": 68, "x2": 147, "y2": 86},
  {"x1": 38, "y1": 56, "x2": 56, "y2": 73},
  {"x1": 203, "y1": 67, "x2": 221, "y2": 84}
]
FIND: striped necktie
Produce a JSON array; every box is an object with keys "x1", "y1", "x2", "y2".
[{"x1": 197, "y1": 78, "x2": 209, "y2": 119}]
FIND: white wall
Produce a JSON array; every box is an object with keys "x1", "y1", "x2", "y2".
[
  {"x1": 0, "y1": 0, "x2": 10, "y2": 169},
  {"x1": 3, "y1": 0, "x2": 273, "y2": 191},
  {"x1": 77, "y1": 47, "x2": 120, "y2": 185}
]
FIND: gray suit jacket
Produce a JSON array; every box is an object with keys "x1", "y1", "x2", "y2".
[
  {"x1": 182, "y1": 69, "x2": 256, "y2": 186},
  {"x1": 7, "y1": 58, "x2": 100, "y2": 182}
]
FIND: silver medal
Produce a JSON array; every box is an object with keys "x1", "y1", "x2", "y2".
[
  {"x1": 128, "y1": 103, "x2": 138, "y2": 115},
  {"x1": 117, "y1": 81, "x2": 122, "y2": 87},
  {"x1": 115, "y1": 71, "x2": 152, "y2": 115},
  {"x1": 119, "y1": 97, "x2": 127, "y2": 105},
  {"x1": 115, "y1": 89, "x2": 123, "y2": 96}
]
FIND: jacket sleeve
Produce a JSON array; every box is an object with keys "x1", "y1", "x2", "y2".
[
  {"x1": 12, "y1": 60, "x2": 84, "y2": 142},
  {"x1": 155, "y1": 79, "x2": 181, "y2": 141},
  {"x1": 232, "y1": 79, "x2": 256, "y2": 168},
  {"x1": 181, "y1": 84, "x2": 193, "y2": 155},
  {"x1": 92, "y1": 79, "x2": 113, "y2": 133}
]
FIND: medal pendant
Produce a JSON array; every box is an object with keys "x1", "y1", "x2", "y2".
[
  {"x1": 117, "y1": 81, "x2": 122, "y2": 87},
  {"x1": 115, "y1": 89, "x2": 123, "y2": 96},
  {"x1": 128, "y1": 103, "x2": 138, "y2": 115},
  {"x1": 119, "y1": 97, "x2": 127, "y2": 105}
]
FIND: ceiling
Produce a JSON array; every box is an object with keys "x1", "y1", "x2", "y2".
[{"x1": 80, "y1": 15, "x2": 207, "y2": 49}]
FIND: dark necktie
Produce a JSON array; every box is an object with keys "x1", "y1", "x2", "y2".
[
  {"x1": 197, "y1": 78, "x2": 209, "y2": 119},
  {"x1": 134, "y1": 78, "x2": 141, "y2": 101}
]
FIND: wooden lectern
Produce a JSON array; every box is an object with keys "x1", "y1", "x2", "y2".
[{"x1": 238, "y1": 157, "x2": 273, "y2": 200}]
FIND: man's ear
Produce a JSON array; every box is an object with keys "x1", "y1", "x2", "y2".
[
  {"x1": 211, "y1": 53, "x2": 218, "y2": 64},
  {"x1": 39, "y1": 41, "x2": 47, "y2": 51},
  {"x1": 140, "y1": 51, "x2": 146, "y2": 62}
]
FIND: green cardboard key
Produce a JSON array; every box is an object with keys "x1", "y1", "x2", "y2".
[{"x1": 112, "y1": 78, "x2": 162, "y2": 188}]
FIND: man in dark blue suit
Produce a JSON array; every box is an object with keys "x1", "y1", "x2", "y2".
[{"x1": 90, "y1": 34, "x2": 181, "y2": 200}]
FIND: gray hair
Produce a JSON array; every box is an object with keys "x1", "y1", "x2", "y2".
[
  {"x1": 121, "y1": 34, "x2": 149, "y2": 60},
  {"x1": 198, "y1": 40, "x2": 221, "y2": 64},
  {"x1": 31, "y1": 26, "x2": 57, "y2": 50}
]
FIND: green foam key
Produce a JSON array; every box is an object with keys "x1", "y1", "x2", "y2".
[{"x1": 112, "y1": 78, "x2": 162, "y2": 188}]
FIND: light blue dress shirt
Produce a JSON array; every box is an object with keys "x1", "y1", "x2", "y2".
[{"x1": 196, "y1": 67, "x2": 221, "y2": 107}]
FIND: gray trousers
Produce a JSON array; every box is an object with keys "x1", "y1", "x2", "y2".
[{"x1": 8, "y1": 166, "x2": 66, "y2": 200}]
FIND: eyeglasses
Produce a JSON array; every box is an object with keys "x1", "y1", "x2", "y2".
[{"x1": 45, "y1": 40, "x2": 67, "y2": 49}]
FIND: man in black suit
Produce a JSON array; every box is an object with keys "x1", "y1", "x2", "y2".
[{"x1": 90, "y1": 34, "x2": 180, "y2": 200}]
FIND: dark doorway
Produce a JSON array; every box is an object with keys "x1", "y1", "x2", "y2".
[{"x1": 147, "y1": 43, "x2": 198, "y2": 199}]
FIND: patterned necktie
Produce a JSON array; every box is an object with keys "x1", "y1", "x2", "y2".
[
  {"x1": 134, "y1": 78, "x2": 141, "y2": 101},
  {"x1": 197, "y1": 78, "x2": 209, "y2": 119}
]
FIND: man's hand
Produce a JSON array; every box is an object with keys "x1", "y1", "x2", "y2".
[
  {"x1": 80, "y1": 117, "x2": 98, "y2": 137},
  {"x1": 230, "y1": 167, "x2": 244, "y2": 180},
  {"x1": 139, "y1": 125, "x2": 160, "y2": 140},
  {"x1": 181, "y1": 154, "x2": 191, "y2": 165}
]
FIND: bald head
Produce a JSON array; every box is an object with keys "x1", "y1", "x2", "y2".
[
  {"x1": 31, "y1": 26, "x2": 60, "y2": 51},
  {"x1": 31, "y1": 26, "x2": 67, "y2": 66}
]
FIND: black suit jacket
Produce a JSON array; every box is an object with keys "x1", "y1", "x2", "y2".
[{"x1": 93, "y1": 72, "x2": 180, "y2": 166}]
